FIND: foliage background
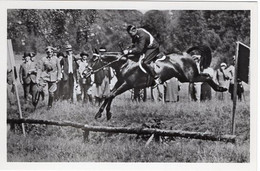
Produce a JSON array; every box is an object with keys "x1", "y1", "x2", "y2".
[{"x1": 7, "y1": 9, "x2": 250, "y2": 69}]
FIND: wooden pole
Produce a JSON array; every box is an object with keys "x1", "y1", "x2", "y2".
[
  {"x1": 145, "y1": 134, "x2": 154, "y2": 147},
  {"x1": 7, "y1": 39, "x2": 26, "y2": 136},
  {"x1": 231, "y1": 42, "x2": 239, "y2": 135},
  {"x1": 7, "y1": 118, "x2": 236, "y2": 143},
  {"x1": 83, "y1": 130, "x2": 89, "y2": 142}
]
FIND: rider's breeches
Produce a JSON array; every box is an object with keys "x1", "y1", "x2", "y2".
[
  {"x1": 141, "y1": 61, "x2": 157, "y2": 78},
  {"x1": 144, "y1": 48, "x2": 160, "y2": 62},
  {"x1": 141, "y1": 48, "x2": 160, "y2": 78}
]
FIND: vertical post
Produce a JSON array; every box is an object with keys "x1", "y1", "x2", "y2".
[
  {"x1": 145, "y1": 134, "x2": 154, "y2": 147},
  {"x1": 7, "y1": 39, "x2": 26, "y2": 136},
  {"x1": 231, "y1": 42, "x2": 239, "y2": 135},
  {"x1": 83, "y1": 129, "x2": 89, "y2": 143}
]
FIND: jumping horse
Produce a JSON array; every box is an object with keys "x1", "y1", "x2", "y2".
[{"x1": 93, "y1": 45, "x2": 227, "y2": 120}]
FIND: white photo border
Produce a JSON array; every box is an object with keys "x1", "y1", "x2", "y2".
[{"x1": 0, "y1": 1, "x2": 258, "y2": 171}]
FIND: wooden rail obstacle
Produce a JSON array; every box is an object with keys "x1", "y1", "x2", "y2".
[{"x1": 7, "y1": 118, "x2": 236, "y2": 143}]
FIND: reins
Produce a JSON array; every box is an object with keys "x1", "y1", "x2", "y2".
[{"x1": 85, "y1": 54, "x2": 124, "y2": 77}]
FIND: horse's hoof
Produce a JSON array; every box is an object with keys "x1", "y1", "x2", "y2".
[
  {"x1": 106, "y1": 112, "x2": 112, "y2": 121},
  {"x1": 95, "y1": 112, "x2": 102, "y2": 120}
]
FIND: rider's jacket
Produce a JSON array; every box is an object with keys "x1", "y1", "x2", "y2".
[{"x1": 129, "y1": 28, "x2": 159, "y2": 55}]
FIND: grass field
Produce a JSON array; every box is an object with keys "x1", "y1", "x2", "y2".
[
  {"x1": 7, "y1": 54, "x2": 250, "y2": 162},
  {"x1": 7, "y1": 87, "x2": 250, "y2": 162}
]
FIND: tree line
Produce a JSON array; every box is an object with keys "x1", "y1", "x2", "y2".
[{"x1": 7, "y1": 9, "x2": 250, "y2": 68}]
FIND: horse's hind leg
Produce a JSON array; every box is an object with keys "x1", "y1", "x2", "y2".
[
  {"x1": 105, "y1": 98, "x2": 113, "y2": 120},
  {"x1": 193, "y1": 74, "x2": 227, "y2": 92},
  {"x1": 105, "y1": 82, "x2": 131, "y2": 120},
  {"x1": 206, "y1": 79, "x2": 227, "y2": 92},
  {"x1": 95, "y1": 98, "x2": 109, "y2": 119}
]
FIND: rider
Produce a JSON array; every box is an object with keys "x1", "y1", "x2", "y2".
[{"x1": 123, "y1": 25, "x2": 161, "y2": 87}]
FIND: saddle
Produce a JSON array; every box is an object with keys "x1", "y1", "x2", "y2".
[{"x1": 138, "y1": 52, "x2": 166, "y2": 74}]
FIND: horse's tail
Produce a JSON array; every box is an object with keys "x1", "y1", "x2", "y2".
[{"x1": 186, "y1": 45, "x2": 212, "y2": 71}]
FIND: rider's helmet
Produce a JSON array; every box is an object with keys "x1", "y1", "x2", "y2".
[{"x1": 126, "y1": 25, "x2": 136, "y2": 33}]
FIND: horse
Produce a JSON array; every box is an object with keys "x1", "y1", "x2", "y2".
[{"x1": 93, "y1": 45, "x2": 227, "y2": 120}]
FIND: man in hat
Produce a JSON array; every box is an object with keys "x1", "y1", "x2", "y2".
[
  {"x1": 60, "y1": 44, "x2": 78, "y2": 102},
  {"x1": 188, "y1": 55, "x2": 202, "y2": 102},
  {"x1": 123, "y1": 25, "x2": 161, "y2": 88},
  {"x1": 226, "y1": 55, "x2": 244, "y2": 101},
  {"x1": 19, "y1": 52, "x2": 38, "y2": 106},
  {"x1": 216, "y1": 62, "x2": 230, "y2": 100},
  {"x1": 77, "y1": 51, "x2": 92, "y2": 103},
  {"x1": 37, "y1": 46, "x2": 61, "y2": 109},
  {"x1": 54, "y1": 51, "x2": 65, "y2": 101}
]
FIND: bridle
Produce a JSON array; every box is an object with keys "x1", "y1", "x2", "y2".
[{"x1": 84, "y1": 54, "x2": 125, "y2": 77}]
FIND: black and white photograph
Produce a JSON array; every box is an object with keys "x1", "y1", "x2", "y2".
[{"x1": 2, "y1": 0, "x2": 258, "y2": 170}]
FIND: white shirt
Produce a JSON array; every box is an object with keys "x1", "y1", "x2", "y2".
[
  {"x1": 68, "y1": 55, "x2": 73, "y2": 73},
  {"x1": 78, "y1": 60, "x2": 88, "y2": 78}
]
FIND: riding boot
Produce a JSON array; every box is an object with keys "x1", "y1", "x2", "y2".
[{"x1": 142, "y1": 63, "x2": 161, "y2": 88}]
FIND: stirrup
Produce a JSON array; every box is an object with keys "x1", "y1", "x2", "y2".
[{"x1": 152, "y1": 77, "x2": 161, "y2": 89}]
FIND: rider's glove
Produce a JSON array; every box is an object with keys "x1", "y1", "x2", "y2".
[{"x1": 123, "y1": 50, "x2": 129, "y2": 55}]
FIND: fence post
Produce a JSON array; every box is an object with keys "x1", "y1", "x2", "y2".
[
  {"x1": 154, "y1": 134, "x2": 161, "y2": 143},
  {"x1": 83, "y1": 129, "x2": 89, "y2": 143}
]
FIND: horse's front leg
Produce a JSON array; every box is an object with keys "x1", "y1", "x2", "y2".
[
  {"x1": 105, "y1": 82, "x2": 132, "y2": 120},
  {"x1": 94, "y1": 98, "x2": 109, "y2": 119},
  {"x1": 192, "y1": 74, "x2": 227, "y2": 92},
  {"x1": 95, "y1": 80, "x2": 124, "y2": 120}
]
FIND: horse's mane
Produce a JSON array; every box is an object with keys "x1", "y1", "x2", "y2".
[{"x1": 186, "y1": 45, "x2": 212, "y2": 71}]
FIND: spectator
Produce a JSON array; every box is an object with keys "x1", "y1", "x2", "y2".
[
  {"x1": 200, "y1": 67, "x2": 214, "y2": 101},
  {"x1": 77, "y1": 51, "x2": 93, "y2": 103},
  {"x1": 237, "y1": 79, "x2": 244, "y2": 101},
  {"x1": 54, "y1": 50, "x2": 64, "y2": 101},
  {"x1": 19, "y1": 52, "x2": 38, "y2": 106},
  {"x1": 92, "y1": 47, "x2": 112, "y2": 106},
  {"x1": 216, "y1": 62, "x2": 230, "y2": 100},
  {"x1": 165, "y1": 77, "x2": 179, "y2": 102},
  {"x1": 7, "y1": 68, "x2": 15, "y2": 106},
  {"x1": 226, "y1": 56, "x2": 236, "y2": 100},
  {"x1": 132, "y1": 88, "x2": 146, "y2": 102},
  {"x1": 189, "y1": 55, "x2": 202, "y2": 102},
  {"x1": 226, "y1": 55, "x2": 244, "y2": 101},
  {"x1": 37, "y1": 46, "x2": 61, "y2": 109},
  {"x1": 60, "y1": 44, "x2": 78, "y2": 102}
]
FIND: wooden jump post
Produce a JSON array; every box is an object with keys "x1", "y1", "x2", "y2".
[
  {"x1": 7, "y1": 118, "x2": 236, "y2": 143},
  {"x1": 7, "y1": 39, "x2": 26, "y2": 136}
]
